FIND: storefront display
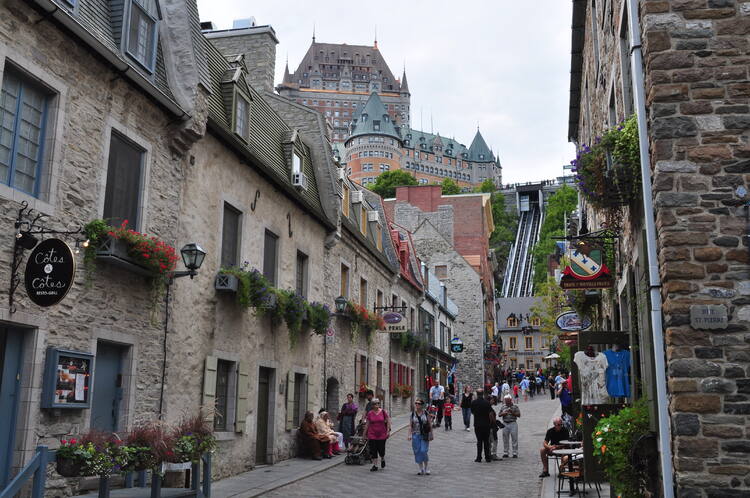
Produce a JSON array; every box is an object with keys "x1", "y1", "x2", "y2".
[
  {"x1": 603, "y1": 346, "x2": 631, "y2": 398},
  {"x1": 573, "y1": 347, "x2": 608, "y2": 405},
  {"x1": 42, "y1": 348, "x2": 94, "y2": 409}
]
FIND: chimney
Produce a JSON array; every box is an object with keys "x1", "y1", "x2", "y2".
[{"x1": 204, "y1": 19, "x2": 279, "y2": 93}]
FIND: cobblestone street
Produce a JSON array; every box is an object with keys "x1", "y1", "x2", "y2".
[{"x1": 265, "y1": 396, "x2": 558, "y2": 498}]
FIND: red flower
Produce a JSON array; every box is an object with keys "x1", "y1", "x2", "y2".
[
  {"x1": 70, "y1": 438, "x2": 77, "y2": 445},
  {"x1": 61, "y1": 439, "x2": 68, "y2": 445}
]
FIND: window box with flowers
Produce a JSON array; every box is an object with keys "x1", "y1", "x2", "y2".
[
  {"x1": 343, "y1": 301, "x2": 385, "y2": 345},
  {"x1": 571, "y1": 115, "x2": 641, "y2": 213}
]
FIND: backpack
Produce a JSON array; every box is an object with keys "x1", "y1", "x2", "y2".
[{"x1": 412, "y1": 411, "x2": 433, "y2": 440}]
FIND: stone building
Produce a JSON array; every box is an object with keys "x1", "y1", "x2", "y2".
[
  {"x1": 343, "y1": 91, "x2": 503, "y2": 190},
  {"x1": 569, "y1": 0, "x2": 750, "y2": 495},
  {"x1": 384, "y1": 185, "x2": 495, "y2": 391},
  {"x1": 494, "y1": 297, "x2": 551, "y2": 371},
  {"x1": 275, "y1": 37, "x2": 411, "y2": 142}
]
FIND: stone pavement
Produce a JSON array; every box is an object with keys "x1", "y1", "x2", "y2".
[{"x1": 256, "y1": 396, "x2": 560, "y2": 498}]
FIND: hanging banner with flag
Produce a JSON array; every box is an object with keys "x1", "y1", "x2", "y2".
[{"x1": 560, "y1": 241, "x2": 613, "y2": 289}]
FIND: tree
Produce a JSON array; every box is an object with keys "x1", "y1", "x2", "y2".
[
  {"x1": 440, "y1": 178, "x2": 461, "y2": 195},
  {"x1": 367, "y1": 170, "x2": 418, "y2": 199},
  {"x1": 474, "y1": 178, "x2": 496, "y2": 193},
  {"x1": 531, "y1": 185, "x2": 578, "y2": 289}
]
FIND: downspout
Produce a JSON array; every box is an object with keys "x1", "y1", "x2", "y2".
[{"x1": 626, "y1": 1, "x2": 675, "y2": 497}]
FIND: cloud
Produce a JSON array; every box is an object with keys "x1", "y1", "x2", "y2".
[{"x1": 196, "y1": 0, "x2": 576, "y2": 183}]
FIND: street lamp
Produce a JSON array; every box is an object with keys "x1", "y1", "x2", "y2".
[
  {"x1": 159, "y1": 242, "x2": 206, "y2": 419},
  {"x1": 334, "y1": 295, "x2": 347, "y2": 314}
]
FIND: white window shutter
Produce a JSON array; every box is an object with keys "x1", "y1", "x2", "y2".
[
  {"x1": 285, "y1": 371, "x2": 295, "y2": 431},
  {"x1": 202, "y1": 356, "x2": 218, "y2": 424},
  {"x1": 235, "y1": 361, "x2": 249, "y2": 433}
]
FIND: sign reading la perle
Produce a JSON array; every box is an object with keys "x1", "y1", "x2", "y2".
[
  {"x1": 559, "y1": 241, "x2": 613, "y2": 290},
  {"x1": 380, "y1": 311, "x2": 407, "y2": 333},
  {"x1": 24, "y1": 238, "x2": 76, "y2": 307}
]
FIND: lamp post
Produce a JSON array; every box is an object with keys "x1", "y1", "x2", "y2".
[{"x1": 158, "y1": 243, "x2": 206, "y2": 419}]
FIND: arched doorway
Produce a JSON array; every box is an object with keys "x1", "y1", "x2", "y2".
[{"x1": 326, "y1": 377, "x2": 340, "y2": 421}]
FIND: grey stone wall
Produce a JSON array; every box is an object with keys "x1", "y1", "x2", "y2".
[{"x1": 206, "y1": 28, "x2": 278, "y2": 93}]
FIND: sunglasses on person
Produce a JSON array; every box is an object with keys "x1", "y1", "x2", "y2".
[{"x1": 415, "y1": 401, "x2": 424, "y2": 405}]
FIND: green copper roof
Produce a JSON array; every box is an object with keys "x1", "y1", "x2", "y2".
[
  {"x1": 468, "y1": 129, "x2": 495, "y2": 163},
  {"x1": 347, "y1": 92, "x2": 401, "y2": 142}
]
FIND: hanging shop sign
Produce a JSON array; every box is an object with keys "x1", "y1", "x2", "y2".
[
  {"x1": 556, "y1": 311, "x2": 593, "y2": 332},
  {"x1": 450, "y1": 337, "x2": 464, "y2": 353},
  {"x1": 380, "y1": 311, "x2": 407, "y2": 333},
  {"x1": 41, "y1": 348, "x2": 94, "y2": 409},
  {"x1": 559, "y1": 241, "x2": 613, "y2": 289},
  {"x1": 24, "y1": 238, "x2": 76, "y2": 307}
]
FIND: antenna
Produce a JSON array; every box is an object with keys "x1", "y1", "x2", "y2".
[
  {"x1": 374, "y1": 25, "x2": 378, "y2": 48},
  {"x1": 312, "y1": 23, "x2": 316, "y2": 43},
  {"x1": 430, "y1": 112, "x2": 433, "y2": 134}
]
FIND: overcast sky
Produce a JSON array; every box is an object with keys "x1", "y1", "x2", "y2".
[{"x1": 196, "y1": 0, "x2": 575, "y2": 184}]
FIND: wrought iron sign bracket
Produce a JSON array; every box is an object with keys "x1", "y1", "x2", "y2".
[
  {"x1": 10, "y1": 201, "x2": 83, "y2": 313},
  {"x1": 372, "y1": 304, "x2": 408, "y2": 313}
]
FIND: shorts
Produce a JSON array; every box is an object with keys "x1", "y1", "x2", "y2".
[{"x1": 369, "y1": 438, "x2": 386, "y2": 459}]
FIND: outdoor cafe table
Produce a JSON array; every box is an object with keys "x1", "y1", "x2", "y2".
[
  {"x1": 552, "y1": 448, "x2": 585, "y2": 496},
  {"x1": 559, "y1": 440, "x2": 582, "y2": 447}
]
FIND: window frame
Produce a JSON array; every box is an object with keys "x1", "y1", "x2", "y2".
[
  {"x1": 213, "y1": 359, "x2": 236, "y2": 432},
  {"x1": 220, "y1": 202, "x2": 242, "y2": 268},
  {"x1": 359, "y1": 277, "x2": 368, "y2": 308},
  {"x1": 123, "y1": 0, "x2": 159, "y2": 73},
  {"x1": 262, "y1": 229, "x2": 279, "y2": 286},
  {"x1": 233, "y1": 91, "x2": 251, "y2": 141},
  {"x1": 102, "y1": 129, "x2": 147, "y2": 230},
  {"x1": 525, "y1": 336, "x2": 533, "y2": 350},
  {"x1": 340, "y1": 263, "x2": 350, "y2": 298},
  {"x1": 509, "y1": 336, "x2": 518, "y2": 350},
  {"x1": 342, "y1": 185, "x2": 350, "y2": 217},
  {"x1": 295, "y1": 250, "x2": 309, "y2": 298}
]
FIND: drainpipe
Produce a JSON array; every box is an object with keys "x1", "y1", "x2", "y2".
[{"x1": 627, "y1": 1, "x2": 675, "y2": 497}]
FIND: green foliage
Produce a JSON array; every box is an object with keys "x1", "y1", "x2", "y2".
[
  {"x1": 306, "y1": 302, "x2": 332, "y2": 335},
  {"x1": 440, "y1": 177, "x2": 461, "y2": 195},
  {"x1": 558, "y1": 345, "x2": 572, "y2": 370},
  {"x1": 572, "y1": 115, "x2": 641, "y2": 210},
  {"x1": 529, "y1": 277, "x2": 569, "y2": 337},
  {"x1": 531, "y1": 185, "x2": 578, "y2": 289},
  {"x1": 277, "y1": 289, "x2": 307, "y2": 347},
  {"x1": 488, "y1": 190, "x2": 518, "y2": 282},
  {"x1": 474, "y1": 178, "x2": 496, "y2": 193},
  {"x1": 367, "y1": 170, "x2": 418, "y2": 198},
  {"x1": 592, "y1": 399, "x2": 651, "y2": 498}
]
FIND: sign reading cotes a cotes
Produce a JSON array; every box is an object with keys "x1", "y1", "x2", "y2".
[{"x1": 24, "y1": 238, "x2": 76, "y2": 307}]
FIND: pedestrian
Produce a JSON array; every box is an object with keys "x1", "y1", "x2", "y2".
[
  {"x1": 460, "y1": 385, "x2": 474, "y2": 431},
  {"x1": 407, "y1": 399, "x2": 432, "y2": 475},
  {"x1": 557, "y1": 381, "x2": 575, "y2": 418},
  {"x1": 536, "y1": 375, "x2": 544, "y2": 395},
  {"x1": 364, "y1": 390, "x2": 375, "y2": 415},
  {"x1": 513, "y1": 382, "x2": 520, "y2": 401},
  {"x1": 501, "y1": 379, "x2": 510, "y2": 399},
  {"x1": 337, "y1": 393, "x2": 358, "y2": 447},
  {"x1": 499, "y1": 394, "x2": 521, "y2": 458},
  {"x1": 364, "y1": 398, "x2": 391, "y2": 471},
  {"x1": 489, "y1": 395, "x2": 501, "y2": 460},
  {"x1": 443, "y1": 396, "x2": 454, "y2": 431},
  {"x1": 539, "y1": 417, "x2": 569, "y2": 477},
  {"x1": 429, "y1": 381, "x2": 446, "y2": 427},
  {"x1": 470, "y1": 388, "x2": 493, "y2": 463},
  {"x1": 491, "y1": 381, "x2": 500, "y2": 398},
  {"x1": 548, "y1": 375, "x2": 556, "y2": 400},
  {"x1": 520, "y1": 377, "x2": 530, "y2": 402}
]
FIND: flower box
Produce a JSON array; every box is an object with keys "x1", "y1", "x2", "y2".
[
  {"x1": 95, "y1": 236, "x2": 155, "y2": 277},
  {"x1": 214, "y1": 273, "x2": 239, "y2": 293},
  {"x1": 56, "y1": 457, "x2": 83, "y2": 477}
]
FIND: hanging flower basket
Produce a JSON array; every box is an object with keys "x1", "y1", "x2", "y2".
[{"x1": 55, "y1": 456, "x2": 83, "y2": 478}]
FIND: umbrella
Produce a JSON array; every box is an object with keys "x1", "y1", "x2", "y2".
[{"x1": 545, "y1": 353, "x2": 561, "y2": 359}]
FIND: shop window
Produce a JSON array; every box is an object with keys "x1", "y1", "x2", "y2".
[
  {"x1": 103, "y1": 131, "x2": 144, "y2": 229},
  {"x1": 221, "y1": 203, "x2": 241, "y2": 267}
]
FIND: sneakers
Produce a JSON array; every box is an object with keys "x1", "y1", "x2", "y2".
[
  {"x1": 381, "y1": 460, "x2": 386, "y2": 468},
  {"x1": 465, "y1": 427, "x2": 471, "y2": 431},
  {"x1": 502, "y1": 454, "x2": 509, "y2": 458},
  {"x1": 539, "y1": 471, "x2": 551, "y2": 478},
  {"x1": 425, "y1": 469, "x2": 431, "y2": 475},
  {"x1": 370, "y1": 465, "x2": 378, "y2": 472}
]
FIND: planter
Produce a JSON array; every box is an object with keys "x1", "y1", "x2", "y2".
[
  {"x1": 600, "y1": 165, "x2": 636, "y2": 207},
  {"x1": 214, "y1": 273, "x2": 239, "y2": 292},
  {"x1": 95, "y1": 237, "x2": 155, "y2": 277},
  {"x1": 56, "y1": 457, "x2": 83, "y2": 477}
]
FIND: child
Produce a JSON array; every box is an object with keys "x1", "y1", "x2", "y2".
[
  {"x1": 443, "y1": 397, "x2": 454, "y2": 431},
  {"x1": 428, "y1": 403, "x2": 439, "y2": 428},
  {"x1": 513, "y1": 383, "x2": 520, "y2": 401}
]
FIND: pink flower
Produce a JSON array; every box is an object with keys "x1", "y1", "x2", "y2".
[
  {"x1": 61, "y1": 439, "x2": 68, "y2": 445},
  {"x1": 70, "y1": 438, "x2": 77, "y2": 444}
]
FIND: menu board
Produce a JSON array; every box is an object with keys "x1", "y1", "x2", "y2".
[{"x1": 42, "y1": 348, "x2": 94, "y2": 409}]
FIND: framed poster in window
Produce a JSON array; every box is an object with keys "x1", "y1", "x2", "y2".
[{"x1": 42, "y1": 348, "x2": 94, "y2": 409}]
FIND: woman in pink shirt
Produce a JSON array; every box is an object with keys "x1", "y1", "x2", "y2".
[{"x1": 364, "y1": 398, "x2": 391, "y2": 471}]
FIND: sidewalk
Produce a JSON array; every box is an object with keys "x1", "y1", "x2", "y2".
[{"x1": 210, "y1": 412, "x2": 413, "y2": 498}]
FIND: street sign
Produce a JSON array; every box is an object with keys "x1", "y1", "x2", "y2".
[
  {"x1": 325, "y1": 327, "x2": 335, "y2": 344},
  {"x1": 24, "y1": 238, "x2": 75, "y2": 307},
  {"x1": 450, "y1": 337, "x2": 464, "y2": 353},
  {"x1": 379, "y1": 311, "x2": 407, "y2": 333},
  {"x1": 555, "y1": 311, "x2": 592, "y2": 331}
]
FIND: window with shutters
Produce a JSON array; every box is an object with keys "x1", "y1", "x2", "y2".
[
  {"x1": 103, "y1": 131, "x2": 145, "y2": 229},
  {"x1": 263, "y1": 229, "x2": 278, "y2": 285},
  {"x1": 0, "y1": 66, "x2": 54, "y2": 198},
  {"x1": 295, "y1": 251, "x2": 308, "y2": 298},
  {"x1": 376, "y1": 290, "x2": 383, "y2": 312},
  {"x1": 509, "y1": 336, "x2": 518, "y2": 350},
  {"x1": 214, "y1": 359, "x2": 233, "y2": 431},
  {"x1": 340, "y1": 263, "x2": 350, "y2": 298},
  {"x1": 221, "y1": 203, "x2": 241, "y2": 267},
  {"x1": 525, "y1": 336, "x2": 533, "y2": 350},
  {"x1": 359, "y1": 277, "x2": 367, "y2": 308}
]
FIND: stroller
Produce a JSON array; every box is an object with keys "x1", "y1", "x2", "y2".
[{"x1": 344, "y1": 420, "x2": 369, "y2": 465}]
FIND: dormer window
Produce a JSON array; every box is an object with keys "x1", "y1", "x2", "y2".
[
  {"x1": 125, "y1": 0, "x2": 159, "y2": 72},
  {"x1": 479, "y1": 154, "x2": 485, "y2": 160},
  {"x1": 373, "y1": 120, "x2": 380, "y2": 131},
  {"x1": 292, "y1": 152, "x2": 302, "y2": 174},
  {"x1": 507, "y1": 317, "x2": 519, "y2": 327},
  {"x1": 376, "y1": 223, "x2": 383, "y2": 251},
  {"x1": 234, "y1": 93, "x2": 250, "y2": 140},
  {"x1": 361, "y1": 113, "x2": 368, "y2": 122}
]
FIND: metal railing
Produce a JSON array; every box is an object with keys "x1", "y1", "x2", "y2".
[{"x1": 0, "y1": 445, "x2": 50, "y2": 498}]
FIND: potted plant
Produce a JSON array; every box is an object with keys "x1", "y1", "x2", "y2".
[
  {"x1": 307, "y1": 301, "x2": 331, "y2": 336},
  {"x1": 55, "y1": 431, "x2": 119, "y2": 478},
  {"x1": 121, "y1": 423, "x2": 169, "y2": 472},
  {"x1": 170, "y1": 415, "x2": 217, "y2": 464},
  {"x1": 400, "y1": 384, "x2": 413, "y2": 399},
  {"x1": 390, "y1": 384, "x2": 402, "y2": 397}
]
